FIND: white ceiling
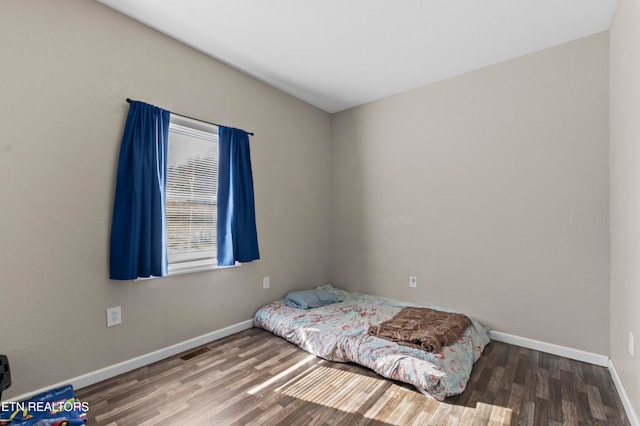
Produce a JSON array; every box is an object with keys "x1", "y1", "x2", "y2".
[{"x1": 97, "y1": 0, "x2": 618, "y2": 113}]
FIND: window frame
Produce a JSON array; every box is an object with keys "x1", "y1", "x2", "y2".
[{"x1": 165, "y1": 114, "x2": 238, "y2": 276}]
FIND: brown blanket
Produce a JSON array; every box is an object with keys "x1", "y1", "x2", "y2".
[{"x1": 368, "y1": 307, "x2": 471, "y2": 352}]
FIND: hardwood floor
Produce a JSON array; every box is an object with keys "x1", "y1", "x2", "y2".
[{"x1": 76, "y1": 328, "x2": 630, "y2": 425}]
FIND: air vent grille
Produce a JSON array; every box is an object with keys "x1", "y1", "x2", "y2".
[{"x1": 180, "y1": 347, "x2": 211, "y2": 361}]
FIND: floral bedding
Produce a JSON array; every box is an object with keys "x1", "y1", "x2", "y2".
[{"x1": 253, "y1": 285, "x2": 490, "y2": 400}]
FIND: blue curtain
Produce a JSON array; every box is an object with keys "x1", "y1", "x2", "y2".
[
  {"x1": 217, "y1": 126, "x2": 260, "y2": 266},
  {"x1": 110, "y1": 101, "x2": 170, "y2": 280}
]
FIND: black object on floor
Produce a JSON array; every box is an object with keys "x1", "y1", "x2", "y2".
[{"x1": 0, "y1": 355, "x2": 10, "y2": 401}]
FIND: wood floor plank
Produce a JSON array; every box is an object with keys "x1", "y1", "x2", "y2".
[
  {"x1": 76, "y1": 328, "x2": 631, "y2": 426},
  {"x1": 576, "y1": 388, "x2": 596, "y2": 424},
  {"x1": 561, "y1": 399, "x2": 579, "y2": 426},
  {"x1": 586, "y1": 384, "x2": 608, "y2": 421},
  {"x1": 548, "y1": 377, "x2": 563, "y2": 423},
  {"x1": 534, "y1": 368, "x2": 549, "y2": 400}
]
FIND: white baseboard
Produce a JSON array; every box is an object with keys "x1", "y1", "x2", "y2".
[
  {"x1": 489, "y1": 330, "x2": 610, "y2": 367},
  {"x1": 10, "y1": 319, "x2": 254, "y2": 403},
  {"x1": 608, "y1": 359, "x2": 639, "y2": 426}
]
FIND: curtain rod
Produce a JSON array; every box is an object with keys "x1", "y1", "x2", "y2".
[{"x1": 125, "y1": 98, "x2": 254, "y2": 136}]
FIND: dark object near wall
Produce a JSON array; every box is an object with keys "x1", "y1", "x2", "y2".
[{"x1": 0, "y1": 355, "x2": 10, "y2": 401}]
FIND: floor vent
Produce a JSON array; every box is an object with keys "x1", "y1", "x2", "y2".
[{"x1": 180, "y1": 347, "x2": 211, "y2": 361}]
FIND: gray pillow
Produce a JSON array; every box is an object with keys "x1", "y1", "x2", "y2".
[{"x1": 284, "y1": 289, "x2": 343, "y2": 309}]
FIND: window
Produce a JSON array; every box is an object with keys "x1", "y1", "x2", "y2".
[
  {"x1": 165, "y1": 115, "x2": 220, "y2": 274},
  {"x1": 110, "y1": 100, "x2": 258, "y2": 281}
]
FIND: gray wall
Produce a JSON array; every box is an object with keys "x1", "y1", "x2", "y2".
[
  {"x1": 610, "y1": 0, "x2": 640, "y2": 416},
  {"x1": 0, "y1": 0, "x2": 331, "y2": 398},
  {"x1": 330, "y1": 33, "x2": 610, "y2": 354}
]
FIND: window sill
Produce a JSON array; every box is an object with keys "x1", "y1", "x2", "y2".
[
  {"x1": 168, "y1": 260, "x2": 240, "y2": 276},
  {"x1": 134, "y1": 261, "x2": 240, "y2": 281}
]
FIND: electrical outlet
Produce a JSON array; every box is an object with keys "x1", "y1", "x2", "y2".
[
  {"x1": 629, "y1": 331, "x2": 634, "y2": 357},
  {"x1": 107, "y1": 306, "x2": 122, "y2": 327},
  {"x1": 409, "y1": 276, "x2": 417, "y2": 288},
  {"x1": 263, "y1": 276, "x2": 270, "y2": 289}
]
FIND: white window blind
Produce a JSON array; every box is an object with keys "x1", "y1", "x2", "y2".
[{"x1": 166, "y1": 117, "x2": 218, "y2": 270}]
